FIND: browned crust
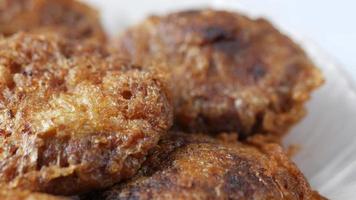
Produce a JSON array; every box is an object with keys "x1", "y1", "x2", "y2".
[
  {"x1": 0, "y1": 189, "x2": 69, "y2": 200},
  {"x1": 117, "y1": 9, "x2": 324, "y2": 138},
  {"x1": 0, "y1": 0, "x2": 106, "y2": 41},
  {"x1": 0, "y1": 33, "x2": 173, "y2": 195},
  {"x1": 86, "y1": 132, "x2": 321, "y2": 200}
]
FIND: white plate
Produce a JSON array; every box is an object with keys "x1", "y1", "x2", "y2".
[{"x1": 84, "y1": 0, "x2": 356, "y2": 199}]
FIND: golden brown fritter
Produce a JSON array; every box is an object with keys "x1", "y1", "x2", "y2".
[
  {"x1": 0, "y1": 33, "x2": 173, "y2": 195},
  {"x1": 86, "y1": 132, "x2": 323, "y2": 200},
  {"x1": 0, "y1": 0, "x2": 106, "y2": 41},
  {"x1": 117, "y1": 9, "x2": 324, "y2": 138},
  {"x1": 0, "y1": 189, "x2": 69, "y2": 200}
]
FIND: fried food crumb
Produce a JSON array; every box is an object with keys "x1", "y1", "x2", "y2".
[
  {"x1": 84, "y1": 132, "x2": 322, "y2": 200},
  {"x1": 0, "y1": 189, "x2": 69, "y2": 200},
  {"x1": 117, "y1": 9, "x2": 324, "y2": 138},
  {"x1": 0, "y1": 33, "x2": 173, "y2": 195}
]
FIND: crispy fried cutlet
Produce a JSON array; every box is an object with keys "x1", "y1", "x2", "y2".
[
  {"x1": 0, "y1": 0, "x2": 106, "y2": 41},
  {"x1": 117, "y1": 9, "x2": 324, "y2": 138},
  {"x1": 84, "y1": 132, "x2": 324, "y2": 200},
  {"x1": 0, "y1": 33, "x2": 173, "y2": 195}
]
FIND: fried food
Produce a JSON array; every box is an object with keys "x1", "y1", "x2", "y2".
[
  {"x1": 0, "y1": 33, "x2": 173, "y2": 195},
  {"x1": 0, "y1": 0, "x2": 106, "y2": 41},
  {"x1": 117, "y1": 9, "x2": 324, "y2": 138},
  {"x1": 0, "y1": 189, "x2": 69, "y2": 200},
  {"x1": 85, "y1": 132, "x2": 323, "y2": 200}
]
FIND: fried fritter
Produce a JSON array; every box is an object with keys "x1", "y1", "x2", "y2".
[
  {"x1": 0, "y1": 33, "x2": 173, "y2": 195},
  {"x1": 117, "y1": 9, "x2": 324, "y2": 137},
  {"x1": 86, "y1": 132, "x2": 323, "y2": 200},
  {"x1": 0, "y1": 189, "x2": 69, "y2": 200},
  {"x1": 0, "y1": 0, "x2": 105, "y2": 41}
]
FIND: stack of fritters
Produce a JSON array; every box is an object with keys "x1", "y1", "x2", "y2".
[{"x1": 0, "y1": 1, "x2": 325, "y2": 199}]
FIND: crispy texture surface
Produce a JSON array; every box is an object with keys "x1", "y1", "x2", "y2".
[
  {"x1": 0, "y1": 0, "x2": 105, "y2": 41},
  {"x1": 0, "y1": 33, "x2": 173, "y2": 195},
  {"x1": 117, "y1": 9, "x2": 324, "y2": 137},
  {"x1": 0, "y1": 189, "x2": 69, "y2": 200},
  {"x1": 86, "y1": 132, "x2": 322, "y2": 200}
]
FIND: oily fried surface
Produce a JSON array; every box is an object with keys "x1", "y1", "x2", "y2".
[
  {"x1": 117, "y1": 9, "x2": 324, "y2": 138},
  {"x1": 0, "y1": 189, "x2": 69, "y2": 200},
  {"x1": 0, "y1": 33, "x2": 173, "y2": 195},
  {"x1": 0, "y1": 0, "x2": 105, "y2": 41},
  {"x1": 86, "y1": 132, "x2": 321, "y2": 200}
]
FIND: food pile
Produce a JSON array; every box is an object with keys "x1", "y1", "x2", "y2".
[{"x1": 0, "y1": 0, "x2": 325, "y2": 199}]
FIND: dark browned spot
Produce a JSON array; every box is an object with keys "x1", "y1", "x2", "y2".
[
  {"x1": 8, "y1": 109, "x2": 14, "y2": 118},
  {"x1": 250, "y1": 112, "x2": 264, "y2": 135},
  {"x1": 0, "y1": 129, "x2": 9, "y2": 137},
  {"x1": 213, "y1": 39, "x2": 242, "y2": 54},
  {"x1": 201, "y1": 26, "x2": 233, "y2": 44},
  {"x1": 223, "y1": 161, "x2": 277, "y2": 198},
  {"x1": 249, "y1": 62, "x2": 267, "y2": 82},
  {"x1": 122, "y1": 90, "x2": 133, "y2": 100},
  {"x1": 9, "y1": 61, "x2": 21, "y2": 74}
]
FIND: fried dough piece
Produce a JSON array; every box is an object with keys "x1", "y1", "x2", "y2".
[
  {"x1": 0, "y1": 33, "x2": 173, "y2": 195},
  {"x1": 117, "y1": 9, "x2": 324, "y2": 138},
  {"x1": 0, "y1": 189, "x2": 69, "y2": 200},
  {"x1": 86, "y1": 132, "x2": 324, "y2": 200},
  {"x1": 0, "y1": 0, "x2": 105, "y2": 41}
]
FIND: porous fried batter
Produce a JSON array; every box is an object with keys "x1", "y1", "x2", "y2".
[
  {"x1": 0, "y1": 189, "x2": 69, "y2": 200},
  {"x1": 86, "y1": 132, "x2": 323, "y2": 200},
  {"x1": 0, "y1": 33, "x2": 173, "y2": 195},
  {"x1": 117, "y1": 9, "x2": 324, "y2": 138},
  {"x1": 0, "y1": 0, "x2": 105, "y2": 41}
]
